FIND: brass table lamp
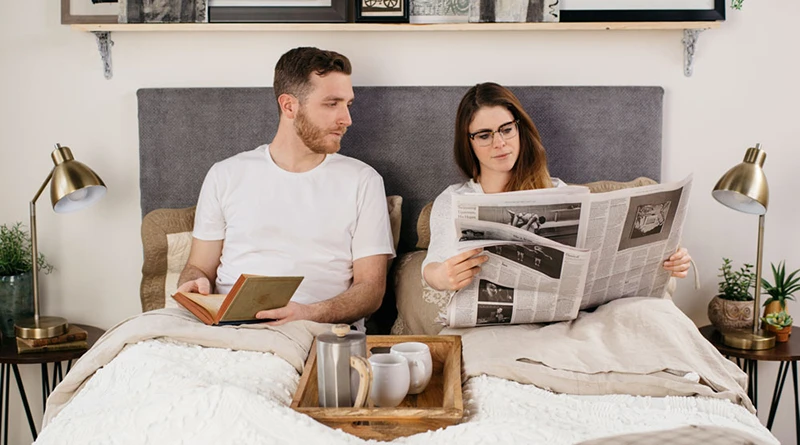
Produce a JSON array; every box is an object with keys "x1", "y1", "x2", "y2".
[
  {"x1": 14, "y1": 144, "x2": 106, "y2": 339},
  {"x1": 712, "y1": 143, "x2": 774, "y2": 350}
]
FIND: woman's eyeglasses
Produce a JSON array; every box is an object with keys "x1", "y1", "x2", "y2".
[{"x1": 468, "y1": 120, "x2": 519, "y2": 147}]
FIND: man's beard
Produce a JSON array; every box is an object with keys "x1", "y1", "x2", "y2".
[{"x1": 294, "y1": 108, "x2": 346, "y2": 155}]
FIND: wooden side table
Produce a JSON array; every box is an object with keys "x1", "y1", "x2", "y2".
[
  {"x1": 700, "y1": 325, "x2": 800, "y2": 439},
  {"x1": 0, "y1": 323, "x2": 104, "y2": 445}
]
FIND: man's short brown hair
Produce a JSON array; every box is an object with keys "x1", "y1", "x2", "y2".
[{"x1": 273, "y1": 47, "x2": 352, "y2": 109}]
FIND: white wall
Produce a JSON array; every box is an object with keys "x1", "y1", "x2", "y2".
[{"x1": 1, "y1": 1, "x2": 799, "y2": 444}]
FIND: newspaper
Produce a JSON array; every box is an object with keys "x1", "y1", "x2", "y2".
[{"x1": 441, "y1": 176, "x2": 693, "y2": 328}]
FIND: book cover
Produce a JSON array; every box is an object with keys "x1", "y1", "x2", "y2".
[
  {"x1": 173, "y1": 274, "x2": 303, "y2": 325},
  {"x1": 16, "y1": 338, "x2": 88, "y2": 355},
  {"x1": 16, "y1": 325, "x2": 88, "y2": 348}
]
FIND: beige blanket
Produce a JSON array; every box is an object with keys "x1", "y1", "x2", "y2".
[
  {"x1": 43, "y1": 308, "x2": 330, "y2": 426},
  {"x1": 443, "y1": 297, "x2": 753, "y2": 413}
]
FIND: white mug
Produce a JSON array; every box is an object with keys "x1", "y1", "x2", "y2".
[
  {"x1": 390, "y1": 342, "x2": 433, "y2": 395},
  {"x1": 368, "y1": 353, "x2": 410, "y2": 407}
]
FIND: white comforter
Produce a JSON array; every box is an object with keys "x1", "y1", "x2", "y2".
[
  {"x1": 36, "y1": 338, "x2": 776, "y2": 445},
  {"x1": 36, "y1": 302, "x2": 779, "y2": 445}
]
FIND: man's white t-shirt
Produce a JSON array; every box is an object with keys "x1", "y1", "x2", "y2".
[{"x1": 193, "y1": 144, "x2": 395, "y2": 328}]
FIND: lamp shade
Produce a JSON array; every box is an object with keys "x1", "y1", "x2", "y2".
[
  {"x1": 712, "y1": 145, "x2": 768, "y2": 215},
  {"x1": 49, "y1": 145, "x2": 107, "y2": 213}
]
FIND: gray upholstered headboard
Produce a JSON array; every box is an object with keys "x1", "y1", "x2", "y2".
[{"x1": 138, "y1": 86, "x2": 663, "y2": 253}]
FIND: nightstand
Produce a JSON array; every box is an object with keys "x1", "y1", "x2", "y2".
[
  {"x1": 700, "y1": 325, "x2": 799, "y2": 438},
  {"x1": 0, "y1": 323, "x2": 104, "y2": 445}
]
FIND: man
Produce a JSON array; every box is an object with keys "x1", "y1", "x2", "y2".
[{"x1": 176, "y1": 47, "x2": 395, "y2": 331}]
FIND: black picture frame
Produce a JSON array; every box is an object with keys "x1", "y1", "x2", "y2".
[
  {"x1": 209, "y1": 0, "x2": 348, "y2": 23},
  {"x1": 561, "y1": 0, "x2": 725, "y2": 22},
  {"x1": 355, "y1": 0, "x2": 409, "y2": 23}
]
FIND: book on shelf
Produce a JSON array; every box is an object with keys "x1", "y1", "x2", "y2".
[
  {"x1": 16, "y1": 338, "x2": 88, "y2": 355},
  {"x1": 173, "y1": 274, "x2": 303, "y2": 326},
  {"x1": 17, "y1": 324, "x2": 88, "y2": 348}
]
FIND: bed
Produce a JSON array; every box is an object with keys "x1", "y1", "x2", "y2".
[{"x1": 35, "y1": 86, "x2": 778, "y2": 445}]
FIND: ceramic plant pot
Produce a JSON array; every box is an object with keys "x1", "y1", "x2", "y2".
[
  {"x1": 764, "y1": 300, "x2": 784, "y2": 317},
  {"x1": 0, "y1": 272, "x2": 34, "y2": 340},
  {"x1": 708, "y1": 295, "x2": 754, "y2": 332},
  {"x1": 767, "y1": 324, "x2": 792, "y2": 343}
]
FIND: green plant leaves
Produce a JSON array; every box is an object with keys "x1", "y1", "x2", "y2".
[
  {"x1": 761, "y1": 261, "x2": 800, "y2": 308},
  {"x1": 0, "y1": 222, "x2": 53, "y2": 277},
  {"x1": 718, "y1": 257, "x2": 755, "y2": 301}
]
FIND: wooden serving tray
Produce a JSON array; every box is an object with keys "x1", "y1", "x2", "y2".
[{"x1": 290, "y1": 335, "x2": 463, "y2": 441}]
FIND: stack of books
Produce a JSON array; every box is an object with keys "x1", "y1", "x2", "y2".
[{"x1": 16, "y1": 325, "x2": 89, "y2": 354}]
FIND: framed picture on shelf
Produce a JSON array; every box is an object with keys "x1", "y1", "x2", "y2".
[
  {"x1": 208, "y1": 0, "x2": 348, "y2": 22},
  {"x1": 61, "y1": 0, "x2": 118, "y2": 25},
  {"x1": 560, "y1": 0, "x2": 725, "y2": 22},
  {"x1": 355, "y1": 0, "x2": 410, "y2": 23}
]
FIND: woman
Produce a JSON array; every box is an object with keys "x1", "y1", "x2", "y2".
[{"x1": 422, "y1": 82, "x2": 690, "y2": 292}]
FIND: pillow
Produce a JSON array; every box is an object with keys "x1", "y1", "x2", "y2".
[
  {"x1": 140, "y1": 197, "x2": 403, "y2": 312},
  {"x1": 393, "y1": 177, "x2": 661, "y2": 335},
  {"x1": 390, "y1": 251, "x2": 446, "y2": 336},
  {"x1": 140, "y1": 206, "x2": 196, "y2": 312},
  {"x1": 387, "y1": 195, "x2": 402, "y2": 253},
  {"x1": 416, "y1": 202, "x2": 434, "y2": 250}
]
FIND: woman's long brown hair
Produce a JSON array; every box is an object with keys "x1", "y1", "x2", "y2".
[{"x1": 453, "y1": 83, "x2": 552, "y2": 192}]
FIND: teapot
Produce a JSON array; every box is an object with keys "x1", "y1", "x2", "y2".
[{"x1": 316, "y1": 324, "x2": 372, "y2": 408}]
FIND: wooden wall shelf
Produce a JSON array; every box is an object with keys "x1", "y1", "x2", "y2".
[
  {"x1": 72, "y1": 21, "x2": 719, "y2": 32},
  {"x1": 69, "y1": 21, "x2": 721, "y2": 79}
]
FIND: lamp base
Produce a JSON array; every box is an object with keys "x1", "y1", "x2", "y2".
[
  {"x1": 14, "y1": 316, "x2": 69, "y2": 339},
  {"x1": 722, "y1": 328, "x2": 776, "y2": 350}
]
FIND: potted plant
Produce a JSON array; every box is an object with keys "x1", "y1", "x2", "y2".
[
  {"x1": 762, "y1": 261, "x2": 800, "y2": 318},
  {"x1": 0, "y1": 222, "x2": 53, "y2": 340},
  {"x1": 708, "y1": 258, "x2": 756, "y2": 332},
  {"x1": 762, "y1": 310, "x2": 793, "y2": 342}
]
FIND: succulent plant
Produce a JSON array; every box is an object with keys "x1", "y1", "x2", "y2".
[{"x1": 762, "y1": 310, "x2": 793, "y2": 329}]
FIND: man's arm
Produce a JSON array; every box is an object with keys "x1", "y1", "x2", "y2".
[
  {"x1": 255, "y1": 254, "x2": 389, "y2": 325},
  {"x1": 176, "y1": 238, "x2": 223, "y2": 295}
]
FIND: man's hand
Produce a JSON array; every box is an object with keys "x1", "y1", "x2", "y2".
[
  {"x1": 255, "y1": 302, "x2": 319, "y2": 326},
  {"x1": 176, "y1": 277, "x2": 212, "y2": 295},
  {"x1": 663, "y1": 247, "x2": 692, "y2": 278}
]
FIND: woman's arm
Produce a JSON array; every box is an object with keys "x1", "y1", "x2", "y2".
[{"x1": 422, "y1": 187, "x2": 487, "y2": 291}]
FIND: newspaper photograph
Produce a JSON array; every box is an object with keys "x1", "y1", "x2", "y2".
[
  {"x1": 440, "y1": 176, "x2": 693, "y2": 328},
  {"x1": 441, "y1": 219, "x2": 591, "y2": 327},
  {"x1": 453, "y1": 185, "x2": 590, "y2": 247}
]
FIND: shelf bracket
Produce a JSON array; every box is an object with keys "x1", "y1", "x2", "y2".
[
  {"x1": 682, "y1": 29, "x2": 704, "y2": 77},
  {"x1": 92, "y1": 31, "x2": 114, "y2": 80}
]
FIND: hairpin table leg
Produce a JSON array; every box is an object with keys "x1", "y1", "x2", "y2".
[
  {"x1": 3, "y1": 365, "x2": 8, "y2": 445},
  {"x1": 767, "y1": 361, "x2": 790, "y2": 429},
  {"x1": 793, "y1": 362, "x2": 799, "y2": 443},
  {"x1": 11, "y1": 365, "x2": 36, "y2": 441}
]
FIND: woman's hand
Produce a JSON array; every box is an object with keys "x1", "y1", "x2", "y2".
[
  {"x1": 663, "y1": 247, "x2": 691, "y2": 278},
  {"x1": 424, "y1": 248, "x2": 488, "y2": 291}
]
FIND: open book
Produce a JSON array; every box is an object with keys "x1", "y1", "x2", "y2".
[
  {"x1": 440, "y1": 176, "x2": 692, "y2": 328},
  {"x1": 173, "y1": 274, "x2": 303, "y2": 325}
]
